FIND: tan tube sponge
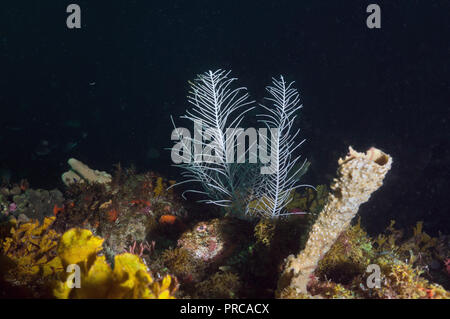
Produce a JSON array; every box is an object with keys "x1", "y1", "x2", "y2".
[{"x1": 277, "y1": 146, "x2": 392, "y2": 297}]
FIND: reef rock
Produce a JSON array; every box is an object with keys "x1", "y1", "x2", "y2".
[{"x1": 12, "y1": 189, "x2": 64, "y2": 222}]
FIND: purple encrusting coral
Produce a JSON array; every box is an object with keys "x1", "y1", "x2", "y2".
[{"x1": 9, "y1": 203, "x2": 17, "y2": 213}]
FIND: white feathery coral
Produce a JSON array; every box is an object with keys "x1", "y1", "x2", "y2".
[
  {"x1": 171, "y1": 69, "x2": 255, "y2": 207},
  {"x1": 170, "y1": 70, "x2": 311, "y2": 218},
  {"x1": 246, "y1": 76, "x2": 311, "y2": 218}
]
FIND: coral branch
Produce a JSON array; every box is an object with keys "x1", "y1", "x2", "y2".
[{"x1": 61, "y1": 158, "x2": 112, "y2": 187}]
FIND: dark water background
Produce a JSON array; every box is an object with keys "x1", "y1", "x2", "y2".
[{"x1": 1, "y1": 1, "x2": 449, "y2": 235}]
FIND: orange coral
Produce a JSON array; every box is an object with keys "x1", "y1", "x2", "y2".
[
  {"x1": 130, "y1": 200, "x2": 151, "y2": 207},
  {"x1": 159, "y1": 214, "x2": 177, "y2": 225},
  {"x1": 53, "y1": 204, "x2": 64, "y2": 216},
  {"x1": 107, "y1": 209, "x2": 118, "y2": 222}
]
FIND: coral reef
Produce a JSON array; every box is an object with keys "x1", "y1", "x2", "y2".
[
  {"x1": 373, "y1": 220, "x2": 450, "y2": 288},
  {"x1": 254, "y1": 219, "x2": 276, "y2": 247},
  {"x1": 277, "y1": 147, "x2": 392, "y2": 297},
  {"x1": 53, "y1": 167, "x2": 187, "y2": 256},
  {"x1": 0, "y1": 181, "x2": 63, "y2": 224},
  {"x1": 1, "y1": 152, "x2": 448, "y2": 299},
  {"x1": 161, "y1": 247, "x2": 201, "y2": 284},
  {"x1": 177, "y1": 219, "x2": 250, "y2": 274},
  {"x1": 0, "y1": 217, "x2": 179, "y2": 298},
  {"x1": 315, "y1": 219, "x2": 374, "y2": 285},
  {"x1": 193, "y1": 271, "x2": 241, "y2": 298},
  {"x1": 12, "y1": 189, "x2": 64, "y2": 222},
  {"x1": 372, "y1": 261, "x2": 449, "y2": 299},
  {"x1": 277, "y1": 219, "x2": 450, "y2": 299}
]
